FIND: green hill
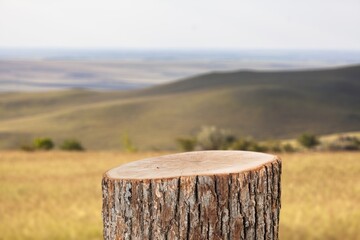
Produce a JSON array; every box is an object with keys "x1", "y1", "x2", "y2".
[{"x1": 0, "y1": 65, "x2": 359, "y2": 150}]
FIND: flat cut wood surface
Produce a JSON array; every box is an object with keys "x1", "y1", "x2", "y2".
[{"x1": 106, "y1": 150, "x2": 276, "y2": 180}]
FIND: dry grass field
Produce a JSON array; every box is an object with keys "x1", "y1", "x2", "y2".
[{"x1": 0, "y1": 151, "x2": 359, "y2": 240}]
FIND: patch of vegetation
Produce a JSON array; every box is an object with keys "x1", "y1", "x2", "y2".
[
  {"x1": 176, "y1": 126, "x2": 302, "y2": 153},
  {"x1": 176, "y1": 126, "x2": 303, "y2": 153},
  {"x1": 176, "y1": 137, "x2": 197, "y2": 151},
  {"x1": 263, "y1": 141, "x2": 282, "y2": 153},
  {"x1": 177, "y1": 127, "x2": 360, "y2": 153},
  {"x1": 229, "y1": 138, "x2": 267, "y2": 152},
  {"x1": 60, "y1": 139, "x2": 84, "y2": 151},
  {"x1": 282, "y1": 143, "x2": 296, "y2": 153},
  {"x1": 196, "y1": 126, "x2": 236, "y2": 150},
  {"x1": 327, "y1": 135, "x2": 360, "y2": 151},
  {"x1": 175, "y1": 126, "x2": 237, "y2": 151},
  {"x1": 33, "y1": 138, "x2": 54, "y2": 151},
  {"x1": 297, "y1": 133, "x2": 320, "y2": 149}
]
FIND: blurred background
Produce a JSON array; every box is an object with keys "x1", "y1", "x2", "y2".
[{"x1": 0, "y1": 0, "x2": 359, "y2": 239}]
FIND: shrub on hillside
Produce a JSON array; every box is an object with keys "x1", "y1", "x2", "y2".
[
  {"x1": 175, "y1": 126, "x2": 299, "y2": 153},
  {"x1": 196, "y1": 126, "x2": 236, "y2": 150},
  {"x1": 264, "y1": 141, "x2": 282, "y2": 153},
  {"x1": 248, "y1": 143, "x2": 268, "y2": 152},
  {"x1": 282, "y1": 143, "x2": 296, "y2": 153},
  {"x1": 176, "y1": 137, "x2": 196, "y2": 151},
  {"x1": 33, "y1": 138, "x2": 54, "y2": 150},
  {"x1": 297, "y1": 133, "x2": 320, "y2": 149},
  {"x1": 327, "y1": 136, "x2": 360, "y2": 151},
  {"x1": 229, "y1": 138, "x2": 252, "y2": 151},
  {"x1": 229, "y1": 138, "x2": 267, "y2": 152},
  {"x1": 60, "y1": 139, "x2": 84, "y2": 151}
]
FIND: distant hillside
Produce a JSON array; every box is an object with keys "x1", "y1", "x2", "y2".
[{"x1": 0, "y1": 65, "x2": 359, "y2": 150}]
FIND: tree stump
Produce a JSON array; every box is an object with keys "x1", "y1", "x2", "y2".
[{"x1": 102, "y1": 151, "x2": 282, "y2": 240}]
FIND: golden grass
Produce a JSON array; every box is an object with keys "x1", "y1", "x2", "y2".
[{"x1": 0, "y1": 151, "x2": 359, "y2": 239}]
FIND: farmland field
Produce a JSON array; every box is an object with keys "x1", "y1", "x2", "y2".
[{"x1": 0, "y1": 151, "x2": 359, "y2": 240}]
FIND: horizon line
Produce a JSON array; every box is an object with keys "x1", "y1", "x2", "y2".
[{"x1": 1, "y1": 47, "x2": 360, "y2": 52}]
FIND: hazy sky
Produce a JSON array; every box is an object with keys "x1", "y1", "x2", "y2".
[{"x1": 0, "y1": 0, "x2": 359, "y2": 49}]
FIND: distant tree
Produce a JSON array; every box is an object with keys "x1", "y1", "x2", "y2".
[
  {"x1": 196, "y1": 126, "x2": 236, "y2": 150},
  {"x1": 60, "y1": 139, "x2": 84, "y2": 151},
  {"x1": 297, "y1": 133, "x2": 320, "y2": 149},
  {"x1": 33, "y1": 137, "x2": 54, "y2": 150},
  {"x1": 122, "y1": 133, "x2": 137, "y2": 152},
  {"x1": 176, "y1": 137, "x2": 196, "y2": 151}
]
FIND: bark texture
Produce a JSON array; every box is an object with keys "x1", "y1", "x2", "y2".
[{"x1": 102, "y1": 157, "x2": 281, "y2": 240}]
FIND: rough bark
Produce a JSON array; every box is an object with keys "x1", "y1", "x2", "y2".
[{"x1": 102, "y1": 151, "x2": 281, "y2": 240}]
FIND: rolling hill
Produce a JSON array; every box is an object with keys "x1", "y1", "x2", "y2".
[{"x1": 0, "y1": 65, "x2": 359, "y2": 150}]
